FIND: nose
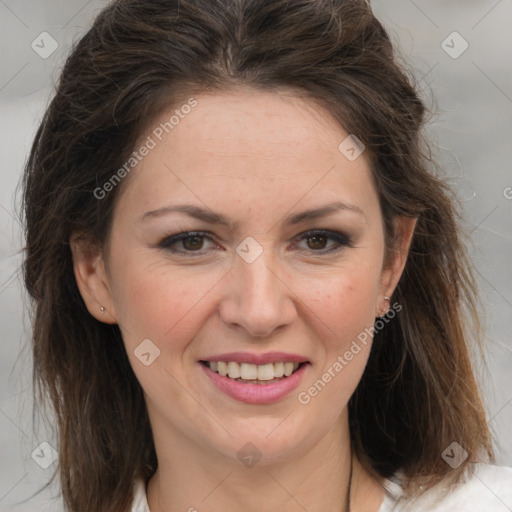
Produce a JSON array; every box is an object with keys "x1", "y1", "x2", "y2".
[{"x1": 218, "y1": 246, "x2": 297, "y2": 339}]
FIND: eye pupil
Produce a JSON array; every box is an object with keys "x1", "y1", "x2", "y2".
[
  {"x1": 183, "y1": 236, "x2": 204, "y2": 250},
  {"x1": 307, "y1": 235, "x2": 327, "y2": 250}
]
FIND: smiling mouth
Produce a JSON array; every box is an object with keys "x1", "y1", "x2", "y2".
[{"x1": 200, "y1": 360, "x2": 305, "y2": 384}]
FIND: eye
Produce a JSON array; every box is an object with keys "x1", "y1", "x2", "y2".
[
  {"x1": 294, "y1": 230, "x2": 353, "y2": 253},
  {"x1": 158, "y1": 231, "x2": 216, "y2": 254},
  {"x1": 157, "y1": 229, "x2": 353, "y2": 257}
]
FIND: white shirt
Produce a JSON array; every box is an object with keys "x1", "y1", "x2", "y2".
[{"x1": 130, "y1": 463, "x2": 512, "y2": 511}]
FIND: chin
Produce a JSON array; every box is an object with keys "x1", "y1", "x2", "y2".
[{"x1": 203, "y1": 413, "x2": 322, "y2": 467}]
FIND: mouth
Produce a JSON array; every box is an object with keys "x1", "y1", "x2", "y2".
[
  {"x1": 200, "y1": 360, "x2": 305, "y2": 384},
  {"x1": 199, "y1": 354, "x2": 310, "y2": 404}
]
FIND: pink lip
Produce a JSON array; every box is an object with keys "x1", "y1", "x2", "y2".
[
  {"x1": 200, "y1": 361, "x2": 309, "y2": 405},
  {"x1": 201, "y1": 351, "x2": 308, "y2": 365}
]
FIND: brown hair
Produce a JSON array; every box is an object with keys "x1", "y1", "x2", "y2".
[{"x1": 21, "y1": 0, "x2": 494, "y2": 510}]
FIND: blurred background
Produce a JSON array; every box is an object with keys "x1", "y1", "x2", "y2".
[{"x1": 0, "y1": 0, "x2": 511, "y2": 510}]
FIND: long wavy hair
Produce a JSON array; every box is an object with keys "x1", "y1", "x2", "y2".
[{"x1": 22, "y1": 0, "x2": 494, "y2": 511}]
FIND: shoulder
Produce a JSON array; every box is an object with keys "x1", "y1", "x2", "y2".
[
  {"x1": 379, "y1": 463, "x2": 512, "y2": 512},
  {"x1": 128, "y1": 465, "x2": 512, "y2": 512},
  {"x1": 130, "y1": 479, "x2": 150, "y2": 512}
]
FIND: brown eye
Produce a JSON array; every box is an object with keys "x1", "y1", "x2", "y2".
[
  {"x1": 158, "y1": 231, "x2": 215, "y2": 254},
  {"x1": 182, "y1": 235, "x2": 205, "y2": 251},
  {"x1": 295, "y1": 230, "x2": 353, "y2": 254},
  {"x1": 306, "y1": 234, "x2": 328, "y2": 250}
]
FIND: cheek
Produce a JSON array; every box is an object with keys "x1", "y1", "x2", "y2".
[
  {"x1": 295, "y1": 266, "x2": 380, "y2": 417},
  {"x1": 108, "y1": 255, "x2": 223, "y2": 349},
  {"x1": 296, "y1": 259, "x2": 382, "y2": 345}
]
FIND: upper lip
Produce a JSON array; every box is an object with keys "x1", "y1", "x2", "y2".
[{"x1": 200, "y1": 351, "x2": 309, "y2": 365}]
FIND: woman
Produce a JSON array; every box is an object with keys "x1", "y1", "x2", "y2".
[{"x1": 21, "y1": 0, "x2": 511, "y2": 511}]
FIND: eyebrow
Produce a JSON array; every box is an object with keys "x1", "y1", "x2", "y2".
[{"x1": 141, "y1": 201, "x2": 365, "y2": 229}]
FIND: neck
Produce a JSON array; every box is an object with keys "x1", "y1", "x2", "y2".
[{"x1": 146, "y1": 409, "x2": 385, "y2": 512}]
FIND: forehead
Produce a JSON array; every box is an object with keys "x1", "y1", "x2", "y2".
[{"x1": 115, "y1": 89, "x2": 378, "y2": 224}]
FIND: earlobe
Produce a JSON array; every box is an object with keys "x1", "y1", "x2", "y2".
[
  {"x1": 377, "y1": 296, "x2": 391, "y2": 318},
  {"x1": 69, "y1": 233, "x2": 117, "y2": 324}
]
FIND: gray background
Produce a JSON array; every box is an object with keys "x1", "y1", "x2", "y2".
[{"x1": 0, "y1": 1, "x2": 511, "y2": 510}]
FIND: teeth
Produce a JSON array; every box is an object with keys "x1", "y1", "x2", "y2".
[
  {"x1": 217, "y1": 361, "x2": 228, "y2": 377},
  {"x1": 240, "y1": 363, "x2": 258, "y2": 380},
  {"x1": 207, "y1": 360, "x2": 303, "y2": 381},
  {"x1": 273, "y1": 362, "x2": 284, "y2": 378},
  {"x1": 227, "y1": 361, "x2": 241, "y2": 379},
  {"x1": 257, "y1": 363, "x2": 275, "y2": 381}
]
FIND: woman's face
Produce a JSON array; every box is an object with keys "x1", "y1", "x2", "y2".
[{"x1": 78, "y1": 89, "x2": 410, "y2": 465}]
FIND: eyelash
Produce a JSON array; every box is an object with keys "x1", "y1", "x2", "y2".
[{"x1": 157, "y1": 229, "x2": 353, "y2": 256}]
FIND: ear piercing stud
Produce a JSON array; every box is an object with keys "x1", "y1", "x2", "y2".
[
  {"x1": 100, "y1": 306, "x2": 105, "y2": 313},
  {"x1": 381, "y1": 296, "x2": 390, "y2": 317}
]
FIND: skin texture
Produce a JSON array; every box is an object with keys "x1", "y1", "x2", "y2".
[{"x1": 71, "y1": 88, "x2": 415, "y2": 511}]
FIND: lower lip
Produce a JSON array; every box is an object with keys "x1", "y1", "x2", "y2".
[{"x1": 200, "y1": 363, "x2": 309, "y2": 404}]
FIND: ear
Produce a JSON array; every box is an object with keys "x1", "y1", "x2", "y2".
[
  {"x1": 377, "y1": 216, "x2": 417, "y2": 316},
  {"x1": 69, "y1": 232, "x2": 118, "y2": 324}
]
